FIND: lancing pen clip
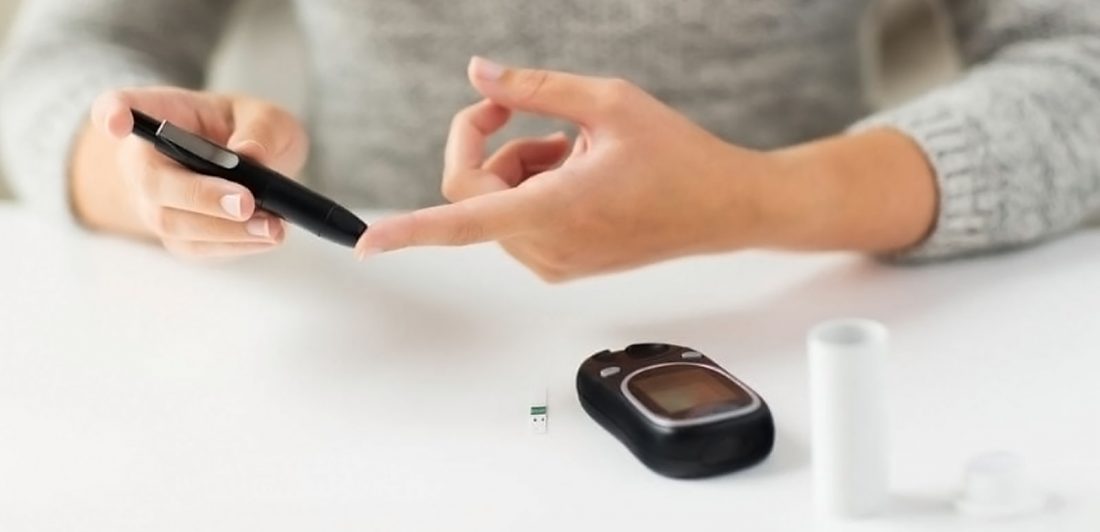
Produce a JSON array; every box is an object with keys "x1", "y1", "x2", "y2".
[{"x1": 129, "y1": 109, "x2": 367, "y2": 247}]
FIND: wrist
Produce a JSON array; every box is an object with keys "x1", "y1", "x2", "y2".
[{"x1": 759, "y1": 128, "x2": 938, "y2": 253}]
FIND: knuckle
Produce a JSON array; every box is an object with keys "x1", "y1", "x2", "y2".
[
  {"x1": 515, "y1": 69, "x2": 551, "y2": 103},
  {"x1": 595, "y1": 78, "x2": 637, "y2": 116},
  {"x1": 604, "y1": 77, "x2": 638, "y2": 98},
  {"x1": 450, "y1": 219, "x2": 484, "y2": 245},
  {"x1": 499, "y1": 138, "x2": 526, "y2": 154},
  {"x1": 438, "y1": 203, "x2": 486, "y2": 245},
  {"x1": 254, "y1": 102, "x2": 281, "y2": 119},
  {"x1": 403, "y1": 210, "x2": 428, "y2": 245}
]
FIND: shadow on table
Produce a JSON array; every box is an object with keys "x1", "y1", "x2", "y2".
[{"x1": 221, "y1": 241, "x2": 521, "y2": 374}]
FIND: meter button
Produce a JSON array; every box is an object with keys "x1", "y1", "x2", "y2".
[
  {"x1": 625, "y1": 343, "x2": 668, "y2": 359},
  {"x1": 681, "y1": 351, "x2": 704, "y2": 360},
  {"x1": 599, "y1": 366, "x2": 622, "y2": 378}
]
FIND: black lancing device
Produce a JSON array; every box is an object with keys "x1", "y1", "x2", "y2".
[{"x1": 130, "y1": 109, "x2": 367, "y2": 247}]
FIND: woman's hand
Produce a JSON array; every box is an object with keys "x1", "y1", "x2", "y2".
[
  {"x1": 357, "y1": 58, "x2": 937, "y2": 281},
  {"x1": 356, "y1": 58, "x2": 792, "y2": 281},
  {"x1": 72, "y1": 87, "x2": 309, "y2": 259}
]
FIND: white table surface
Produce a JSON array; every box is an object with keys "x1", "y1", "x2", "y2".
[{"x1": 0, "y1": 206, "x2": 1096, "y2": 532}]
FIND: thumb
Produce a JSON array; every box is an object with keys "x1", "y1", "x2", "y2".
[
  {"x1": 467, "y1": 56, "x2": 618, "y2": 127},
  {"x1": 226, "y1": 100, "x2": 308, "y2": 176}
]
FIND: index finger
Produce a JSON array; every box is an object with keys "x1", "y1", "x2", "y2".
[
  {"x1": 444, "y1": 99, "x2": 511, "y2": 177},
  {"x1": 468, "y1": 57, "x2": 617, "y2": 126},
  {"x1": 91, "y1": 87, "x2": 226, "y2": 139},
  {"x1": 226, "y1": 99, "x2": 309, "y2": 175},
  {"x1": 355, "y1": 185, "x2": 544, "y2": 255}
]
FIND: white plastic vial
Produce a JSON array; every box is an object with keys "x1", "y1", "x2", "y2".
[{"x1": 808, "y1": 318, "x2": 890, "y2": 519}]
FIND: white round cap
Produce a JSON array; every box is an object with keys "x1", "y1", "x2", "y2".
[{"x1": 955, "y1": 451, "x2": 1046, "y2": 519}]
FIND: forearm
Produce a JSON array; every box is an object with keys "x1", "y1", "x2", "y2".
[
  {"x1": 0, "y1": 0, "x2": 237, "y2": 223},
  {"x1": 0, "y1": 43, "x2": 163, "y2": 222},
  {"x1": 845, "y1": 1, "x2": 1100, "y2": 260},
  {"x1": 751, "y1": 128, "x2": 938, "y2": 253}
]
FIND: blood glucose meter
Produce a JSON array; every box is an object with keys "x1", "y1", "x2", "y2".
[{"x1": 576, "y1": 343, "x2": 774, "y2": 478}]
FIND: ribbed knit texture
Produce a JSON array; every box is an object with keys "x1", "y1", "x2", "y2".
[{"x1": 2, "y1": 0, "x2": 1099, "y2": 259}]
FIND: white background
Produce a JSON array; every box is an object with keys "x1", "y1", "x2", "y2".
[{"x1": 1, "y1": 208, "x2": 1097, "y2": 531}]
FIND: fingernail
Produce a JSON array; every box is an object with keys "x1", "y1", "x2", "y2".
[
  {"x1": 471, "y1": 56, "x2": 505, "y2": 81},
  {"x1": 544, "y1": 131, "x2": 567, "y2": 140},
  {"x1": 356, "y1": 246, "x2": 384, "y2": 261},
  {"x1": 268, "y1": 219, "x2": 285, "y2": 239},
  {"x1": 220, "y1": 194, "x2": 243, "y2": 219},
  {"x1": 246, "y1": 217, "x2": 271, "y2": 238}
]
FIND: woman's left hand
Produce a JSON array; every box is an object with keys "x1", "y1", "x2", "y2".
[
  {"x1": 355, "y1": 57, "x2": 794, "y2": 282},
  {"x1": 355, "y1": 57, "x2": 935, "y2": 281}
]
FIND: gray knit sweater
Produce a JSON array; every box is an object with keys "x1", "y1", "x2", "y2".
[{"x1": 2, "y1": 0, "x2": 1099, "y2": 260}]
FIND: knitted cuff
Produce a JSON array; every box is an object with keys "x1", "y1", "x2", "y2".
[
  {"x1": 0, "y1": 61, "x2": 163, "y2": 225},
  {"x1": 851, "y1": 103, "x2": 995, "y2": 262}
]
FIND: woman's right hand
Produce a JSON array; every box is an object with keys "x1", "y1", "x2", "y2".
[{"x1": 71, "y1": 87, "x2": 309, "y2": 259}]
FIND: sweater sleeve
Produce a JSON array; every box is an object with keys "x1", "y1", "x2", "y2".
[
  {"x1": 0, "y1": 0, "x2": 240, "y2": 221},
  {"x1": 854, "y1": 0, "x2": 1100, "y2": 261}
]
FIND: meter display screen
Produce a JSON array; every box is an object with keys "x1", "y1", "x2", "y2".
[{"x1": 627, "y1": 364, "x2": 754, "y2": 421}]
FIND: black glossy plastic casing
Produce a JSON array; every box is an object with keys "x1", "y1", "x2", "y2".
[
  {"x1": 576, "y1": 343, "x2": 775, "y2": 479},
  {"x1": 131, "y1": 110, "x2": 366, "y2": 247}
]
